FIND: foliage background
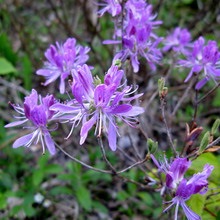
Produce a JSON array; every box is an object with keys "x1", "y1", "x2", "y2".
[{"x1": 0, "y1": 0, "x2": 220, "y2": 219}]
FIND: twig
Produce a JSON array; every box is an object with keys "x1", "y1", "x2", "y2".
[
  {"x1": 116, "y1": 175, "x2": 152, "y2": 190},
  {"x1": 117, "y1": 156, "x2": 148, "y2": 174},
  {"x1": 171, "y1": 79, "x2": 195, "y2": 116},
  {"x1": 55, "y1": 142, "x2": 112, "y2": 174},
  {"x1": 205, "y1": 137, "x2": 220, "y2": 150},
  {"x1": 127, "y1": 133, "x2": 142, "y2": 160},
  {"x1": 160, "y1": 98, "x2": 178, "y2": 156},
  {"x1": 98, "y1": 137, "x2": 117, "y2": 173},
  {"x1": 0, "y1": 77, "x2": 30, "y2": 96},
  {"x1": 192, "y1": 89, "x2": 199, "y2": 123},
  {"x1": 197, "y1": 82, "x2": 220, "y2": 104}
]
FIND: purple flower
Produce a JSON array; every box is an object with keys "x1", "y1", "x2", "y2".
[
  {"x1": 164, "y1": 164, "x2": 214, "y2": 220},
  {"x1": 51, "y1": 64, "x2": 144, "y2": 151},
  {"x1": 103, "y1": 0, "x2": 162, "y2": 72},
  {"x1": 5, "y1": 89, "x2": 57, "y2": 155},
  {"x1": 36, "y1": 38, "x2": 90, "y2": 94},
  {"x1": 179, "y1": 36, "x2": 220, "y2": 89},
  {"x1": 151, "y1": 155, "x2": 191, "y2": 190},
  {"x1": 165, "y1": 157, "x2": 191, "y2": 189},
  {"x1": 163, "y1": 27, "x2": 192, "y2": 54},
  {"x1": 98, "y1": 0, "x2": 122, "y2": 17}
]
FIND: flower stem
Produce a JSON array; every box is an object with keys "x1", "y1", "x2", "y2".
[
  {"x1": 160, "y1": 98, "x2": 178, "y2": 157},
  {"x1": 55, "y1": 142, "x2": 112, "y2": 174},
  {"x1": 98, "y1": 137, "x2": 117, "y2": 173}
]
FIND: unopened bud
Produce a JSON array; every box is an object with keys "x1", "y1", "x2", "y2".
[
  {"x1": 158, "y1": 78, "x2": 168, "y2": 98},
  {"x1": 147, "y1": 138, "x2": 158, "y2": 154},
  {"x1": 114, "y1": 59, "x2": 122, "y2": 68},
  {"x1": 94, "y1": 75, "x2": 102, "y2": 86},
  {"x1": 161, "y1": 87, "x2": 168, "y2": 98}
]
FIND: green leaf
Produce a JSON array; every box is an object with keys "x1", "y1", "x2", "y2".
[
  {"x1": 0, "y1": 34, "x2": 17, "y2": 65},
  {"x1": 32, "y1": 169, "x2": 44, "y2": 187},
  {"x1": 0, "y1": 120, "x2": 6, "y2": 141},
  {"x1": 212, "y1": 89, "x2": 220, "y2": 107},
  {"x1": 211, "y1": 119, "x2": 220, "y2": 136},
  {"x1": 23, "y1": 204, "x2": 36, "y2": 217},
  {"x1": 198, "y1": 131, "x2": 210, "y2": 154},
  {"x1": 10, "y1": 204, "x2": 23, "y2": 216},
  {"x1": 38, "y1": 153, "x2": 49, "y2": 168},
  {"x1": 201, "y1": 182, "x2": 220, "y2": 220},
  {"x1": 181, "y1": 0, "x2": 193, "y2": 4},
  {"x1": 138, "y1": 192, "x2": 153, "y2": 206},
  {"x1": 49, "y1": 186, "x2": 72, "y2": 196},
  {"x1": 92, "y1": 201, "x2": 108, "y2": 214},
  {"x1": 45, "y1": 164, "x2": 63, "y2": 174},
  {"x1": 116, "y1": 191, "x2": 130, "y2": 201},
  {"x1": 147, "y1": 138, "x2": 158, "y2": 154},
  {"x1": 0, "y1": 57, "x2": 16, "y2": 75},
  {"x1": 75, "y1": 186, "x2": 92, "y2": 211},
  {"x1": 20, "y1": 55, "x2": 32, "y2": 90},
  {"x1": 0, "y1": 193, "x2": 7, "y2": 209},
  {"x1": 82, "y1": 170, "x2": 112, "y2": 184}
]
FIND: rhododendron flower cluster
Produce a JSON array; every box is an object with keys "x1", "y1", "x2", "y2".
[
  {"x1": 102, "y1": 0, "x2": 162, "y2": 72},
  {"x1": 51, "y1": 64, "x2": 144, "y2": 151},
  {"x1": 178, "y1": 36, "x2": 220, "y2": 89},
  {"x1": 151, "y1": 155, "x2": 214, "y2": 220},
  {"x1": 36, "y1": 38, "x2": 90, "y2": 94},
  {"x1": 163, "y1": 27, "x2": 192, "y2": 54},
  {"x1": 5, "y1": 89, "x2": 57, "y2": 155}
]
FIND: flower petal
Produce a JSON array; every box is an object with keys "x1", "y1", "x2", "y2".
[
  {"x1": 195, "y1": 77, "x2": 209, "y2": 90},
  {"x1": 181, "y1": 201, "x2": 201, "y2": 220},
  {"x1": 108, "y1": 120, "x2": 117, "y2": 151},
  {"x1": 5, "y1": 119, "x2": 28, "y2": 128},
  {"x1": 44, "y1": 132, "x2": 56, "y2": 155},
  {"x1": 110, "y1": 104, "x2": 132, "y2": 114},
  {"x1": 13, "y1": 132, "x2": 36, "y2": 148},
  {"x1": 118, "y1": 106, "x2": 144, "y2": 116},
  {"x1": 80, "y1": 115, "x2": 97, "y2": 145}
]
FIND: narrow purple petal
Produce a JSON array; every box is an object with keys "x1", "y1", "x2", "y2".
[
  {"x1": 195, "y1": 77, "x2": 209, "y2": 90},
  {"x1": 187, "y1": 164, "x2": 214, "y2": 194},
  {"x1": 108, "y1": 120, "x2": 117, "y2": 151},
  {"x1": 13, "y1": 132, "x2": 35, "y2": 148},
  {"x1": 103, "y1": 40, "x2": 121, "y2": 45},
  {"x1": 110, "y1": 104, "x2": 132, "y2": 114},
  {"x1": 59, "y1": 78, "x2": 65, "y2": 94},
  {"x1": 118, "y1": 106, "x2": 144, "y2": 116},
  {"x1": 50, "y1": 103, "x2": 80, "y2": 113},
  {"x1": 72, "y1": 83, "x2": 84, "y2": 106},
  {"x1": 184, "y1": 69, "x2": 194, "y2": 83},
  {"x1": 131, "y1": 54, "x2": 139, "y2": 73},
  {"x1": 44, "y1": 132, "x2": 56, "y2": 155},
  {"x1": 181, "y1": 201, "x2": 201, "y2": 220},
  {"x1": 167, "y1": 158, "x2": 191, "y2": 188},
  {"x1": 166, "y1": 172, "x2": 174, "y2": 189},
  {"x1": 150, "y1": 154, "x2": 161, "y2": 169},
  {"x1": 24, "y1": 89, "x2": 38, "y2": 118},
  {"x1": 5, "y1": 119, "x2": 28, "y2": 128},
  {"x1": 80, "y1": 115, "x2": 97, "y2": 145}
]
